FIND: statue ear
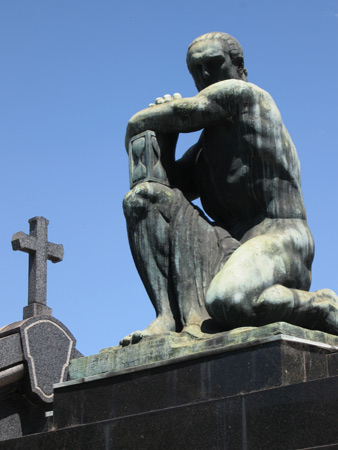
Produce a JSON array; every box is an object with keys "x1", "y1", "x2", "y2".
[
  {"x1": 238, "y1": 66, "x2": 248, "y2": 81},
  {"x1": 233, "y1": 56, "x2": 247, "y2": 81}
]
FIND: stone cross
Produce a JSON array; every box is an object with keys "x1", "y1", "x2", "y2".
[{"x1": 12, "y1": 217, "x2": 64, "y2": 319}]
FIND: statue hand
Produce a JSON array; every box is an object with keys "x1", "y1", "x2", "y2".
[
  {"x1": 149, "y1": 93, "x2": 182, "y2": 107},
  {"x1": 125, "y1": 93, "x2": 182, "y2": 150}
]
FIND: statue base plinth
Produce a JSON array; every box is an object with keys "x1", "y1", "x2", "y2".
[
  {"x1": 67, "y1": 321, "x2": 338, "y2": 380},
  {"x1": 3, "y1": 323, "x2": 338, "y2": 449}
]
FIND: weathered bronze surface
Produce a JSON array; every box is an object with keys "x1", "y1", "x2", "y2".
[{"x1": 122, "y1": 32, "x2": 338, "y2": 345}]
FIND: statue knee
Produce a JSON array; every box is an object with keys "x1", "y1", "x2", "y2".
[
  {"x1": 123, "y1": 182, "x2": 176, "y2": 221},
  {"x1": 205, "y1": 283, "x2": 252, "y2": 328},
  {"x1": 123, "y1": 182, "x2": 150, "y2": 220}
]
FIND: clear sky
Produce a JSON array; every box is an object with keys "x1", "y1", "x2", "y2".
[{"x1": 0, "y1": 0, "x2": 337, "y2": 356}]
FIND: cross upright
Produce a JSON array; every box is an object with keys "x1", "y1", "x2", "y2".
[{"x1": 12, "y1": 217, "x2": 64, "y2": 319}]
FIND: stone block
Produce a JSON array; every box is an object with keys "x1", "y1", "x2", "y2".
[
  {"x1": 20, "y1": 316, "x2": 76, "y2": 402},
  {"x1": 23, "y1": 304, "x2": 52, "y2": 319},
  {"x1": 0, "y1": 315, "x2": 80, "y2": 441},
  {"x1": 54, "y1": 335, "x2": 335, "y2": 430},
  {"x1": 2, "y1": 325, "x2": 338, "y2": 448},
  {"x1": 69, "y1": 322, "x2": 338, "y2": 380},
  {"x1": 2, "y1": 337, "x2": 338, "y2": 449},
  {"x1": 0, "y1": 335, "x2": 23, "y2": 371}
]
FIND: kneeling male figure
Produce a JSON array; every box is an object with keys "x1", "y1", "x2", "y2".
[{"x1": 122, "y1": 32, "x2": 338, "y2": 345}]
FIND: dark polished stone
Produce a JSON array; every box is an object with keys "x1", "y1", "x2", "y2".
[
  {"x1": 297, "y1": 445, "x2": 338, "y2": 449},
  {"x1": 54, "y1": 339, "x2": 332, "y2": 430},
  {"x1": 0, "y1": 315, "x2": 80, "y2": 441},
  {"x1": 0, "y1": 316, "x2": 77, "y2": 404},
  {"x1": 0, "y1": 393, "x2": 50, "y2": 441},
  {"x1": 2, "y1": 376, "x2": 338, "y2": 450},
  {"x1": 0, "y1": 335, "x2": 23, "y2": 371},
  {"x1": 2, "y1": 337, "x2": 338, "y2": 449},
  {"x1": 20, "y1": 317, "x2": 76, "y2": 402}
]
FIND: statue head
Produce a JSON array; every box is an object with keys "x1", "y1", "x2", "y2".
[{"x1": 186, "y1": 32, "x2": 248, "y2": 91}]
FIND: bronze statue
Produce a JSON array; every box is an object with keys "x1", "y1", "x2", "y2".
[{"x1": 122, "y1": 32, "x2": 338, "y2": 345}]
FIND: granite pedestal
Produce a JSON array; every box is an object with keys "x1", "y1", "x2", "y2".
[
  {"x1": 0, "y1": 315, "x2": 80, "y2": 441},
  {"x1": 2, "y1": 323, "x2": 338, "y2": 449}
]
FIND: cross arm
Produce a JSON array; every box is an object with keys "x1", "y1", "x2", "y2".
[
  {"x1": 11, "y1": 232, "x2": 37, "y2": 254},
  {"x1": 47, "y1": 242, "x2": 64, "y2": 263}
]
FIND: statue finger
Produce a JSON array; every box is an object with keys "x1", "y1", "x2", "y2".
[
  {"x1": 173, "y1": 93, "x2": 182, "y2": 99},
  {"x1": 155, "y1": 97, "x2": 164, "y2": 105}
]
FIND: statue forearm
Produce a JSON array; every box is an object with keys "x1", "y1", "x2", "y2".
[
  {"x1": 125, "y1": 100, "x2": 198, "y2": 150},
  {"x1": 125, "y1": 80, "x2": 255, "y2": 150}
]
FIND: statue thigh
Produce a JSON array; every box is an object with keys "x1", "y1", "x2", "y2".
[
  {"x1": 123, "y1": 181, "x2": 243, "y2": 326},
  {"x1": 205, "y1": 220, "x2": 314, "y2": 328}
]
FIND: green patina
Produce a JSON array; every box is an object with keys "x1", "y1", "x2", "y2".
[{"x1": 69, "y1": 322, "x2": 338, "y2": 381}]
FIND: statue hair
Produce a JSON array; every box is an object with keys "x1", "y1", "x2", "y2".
[{"x1": 187, "y1": 32, "x2": 248, "y2": 80}]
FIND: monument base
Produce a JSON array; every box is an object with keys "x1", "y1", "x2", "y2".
[{"x1": 2, "y1": 323, "x2": 338, "y2": 449}]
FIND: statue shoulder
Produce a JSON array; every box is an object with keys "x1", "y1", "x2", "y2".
[
  {"x1": 236, "y1": 82, "x2": 282, "y2": 124},
  {"x1": 230, "y1": 81, "x2": 278, "y2": 109},
  {"x1": 202, "y1": 80, "x2": 279, "y2": 115}
]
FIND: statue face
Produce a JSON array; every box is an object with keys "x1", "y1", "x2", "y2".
[{"x1": 187, "y1": 39, "x2": 240, "y2": 91}]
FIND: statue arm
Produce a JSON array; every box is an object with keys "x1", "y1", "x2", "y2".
[{"x1": 125, "y1": 79, "x2": 258, "y2": 148}]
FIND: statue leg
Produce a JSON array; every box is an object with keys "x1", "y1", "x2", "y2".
[
  {"x1": 254, "y1": 285, "x2": 338, "y2": 335},
  {"x1": 205, "y1": 219, "x2": 338, "y2": 334},
  {"x1": 169, "y1": 191, "x2": 240, "y2": 332},
  {"x1": 122, "y1": 182, "x2": 240, "y2": 344},
  {"x1": 121, "y1": 182, "x2": 179, "y2": 345}
]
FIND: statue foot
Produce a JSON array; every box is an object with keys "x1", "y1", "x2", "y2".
[
  {"x1": 254, "y1": 284, "x2": 338, "y2": 335},
  {"x1": 181, "y1": 324, "x2": 206, "y2": 339},
  {"x1": 180, "y1": 311, "x2": 219, "y2": 338},
  {"x1": 119, "y1": 314, "x2": 176, "y2": 347}
]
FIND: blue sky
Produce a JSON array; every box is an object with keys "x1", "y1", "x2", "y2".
[{"x1": 0, "y1": 1, "x2": 337, "y2": 356}]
